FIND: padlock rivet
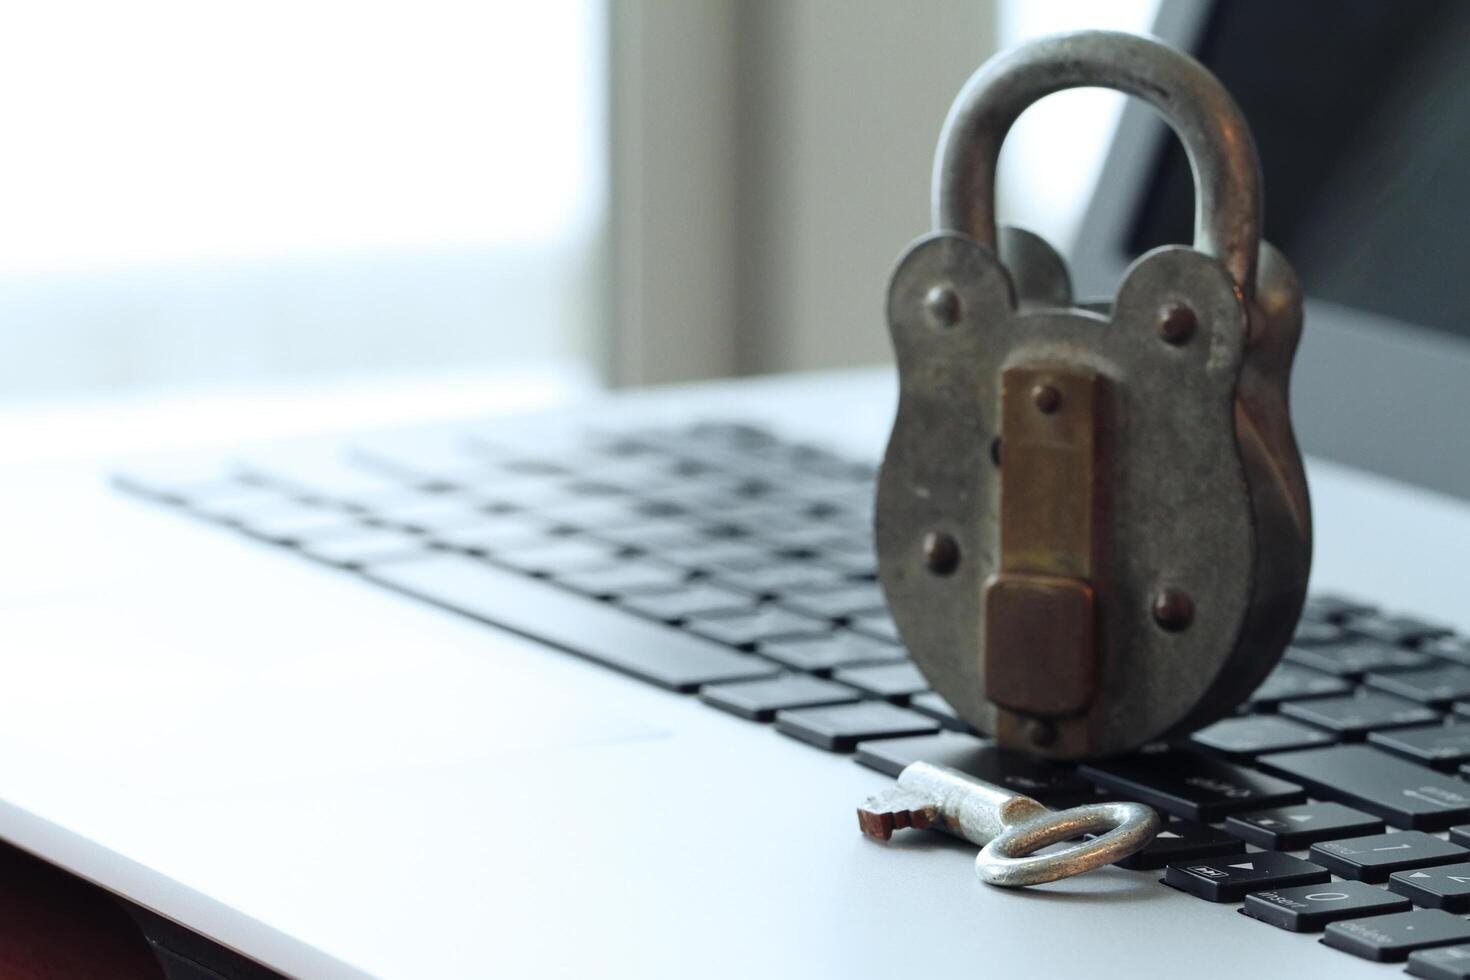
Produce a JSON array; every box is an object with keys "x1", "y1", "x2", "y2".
[
  {"x1": 1157, "y1": 302, "x2": 1197, "y2": 345},
  {"x1": 1032, "y1": 384, "x2": 1061, "y2": 414},
  {"x1": 923, "y1": 285, "x2": 961, "y2": 329},
  {"x1": 922, "y1": 531, "x2": 960, "y2": 575},
  {"x1": 1025, "y1": 718, "x2": 1057, "y2": 748},
  {"x1": 1153, "y1": 587, "x2": 1194, "y2": 632}
]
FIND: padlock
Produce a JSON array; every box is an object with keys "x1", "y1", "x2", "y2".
[{"x1": 875, "y1": 31, "x2": 1312, "y2": 760}]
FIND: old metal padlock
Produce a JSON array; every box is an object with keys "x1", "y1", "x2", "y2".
[{"x1": 876, "y1": 31, "x2": 1312, "y2": 760}]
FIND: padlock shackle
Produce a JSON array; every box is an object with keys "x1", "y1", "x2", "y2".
[{"x1": 934, "y1": 30, "x2": 1262, "y2": 299}]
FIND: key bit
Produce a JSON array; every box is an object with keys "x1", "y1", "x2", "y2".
[
  {"x1": 857, "y1": 761, "x2": 1161, "y2": 887},
  {"x1": 856, "y1": 788, "x2": 938, "y2": 840}
]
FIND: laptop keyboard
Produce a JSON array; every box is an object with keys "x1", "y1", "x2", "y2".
[{"x1": 116, "y1": 420, "x2": 1470, "y2": 969}]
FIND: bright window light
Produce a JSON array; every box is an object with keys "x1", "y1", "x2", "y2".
[{"x1": 0, "y1": 0, "x2": 605, "y2": 397}]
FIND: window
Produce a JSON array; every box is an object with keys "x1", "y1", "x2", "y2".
[{"x1": 0, "y1": 0, "x2": 605, "y2": 401}]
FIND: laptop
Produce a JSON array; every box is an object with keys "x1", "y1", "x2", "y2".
[{"x1": 10, "y1": 1, "x2": 1470, "y2": 976}]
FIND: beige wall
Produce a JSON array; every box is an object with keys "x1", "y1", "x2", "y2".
[
  {"x1": 608, "y1": 1, "x2": 996, "y2": 385},
  {"x1": 732, "y1": 1, "x2": 995, "y2": 376}
]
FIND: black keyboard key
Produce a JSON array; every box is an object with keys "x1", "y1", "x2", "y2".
[
  {"x1": 1243, "y1": 880, "x2": 1409, "y2": 932},
  {"x1": 1369, "y1": 724, "x2": 1470, "y2": 771},
  {"x1": 1428, "y1": 638, "x2": 1470, "y2": 667},
  {"x1": 555, "y1": 563, "x2": 691, "y2": 598},
  {"x1": 1303, "y1": 593, "x2": 1376, "y2": 624},
  {"x1": 758, "y1": 631, "x2": 906, "y2": 673},
  {"x1": 1258, "y1": 745, "x2": 1470, "y2": 830},
  {"x1": 1246, "y1": 665, "x2": 1352, "y2": 710},
  {"x1": 428, "y1": 520, "x2": 560, "y2": 555},
  {"x1": 1367, "y1": 666, "x2": 1470, "y2": 706},
  {"x1": 846, "y1": 610, "x2": 899, "y2": 644},
  {"x1": 367, "y1": 498, "x2": 497, "y2": 534},
  {"x1": 298, "y1": 527, "x2": 427, "y2": 567},
  {"x1": 1452, "y1": 826, "x2": 1470, "y2": 849},
  {"x1": 1224, "y1": 802, "x2": 1384, "y2": 850},
  {"x1": 1294, "y1": 620, "x2": 1348, "y2": 647},
  {"x1": 1112, "y1": 820, "x2": 1243, "y2": 871},
  {"x1": 1409, "y1": 944, "x2": 1470, "y2": 979},
  {"x1": 1310, "y1": 831, "x2": 1467, "y2": 882},
  {"x1": 364, "y1": 555, "x2": 778, "y2": 692},
  {"x1": 1078, "y1": 750, "x2": 1305, "y2": 822},
  {"x1": 710, "y1": 564, "x2": 850, "y2": 595},
  {"x1": 1164, "y1": 851, "x2": 1328, "y2": 902},
  {"x1": 779, "y1": 585, "x2": 887, "y2": 620},
  {"x1": 1390, "y1": 862, "x2": 1470, "y2": 912},
  {"x1": 853, "y1": 732, "x2": 1101, "y2": 808},
  {"x1": 1348, "y1": 614, "x2": 1454, "y2": 648},
  {"x1": 619, "y1": 585, "x2": 757, "y2": 621},
  {"x1": 909, "y1": 692, "x2": 966, "y2": 731},
  {"x1": 1189, "y1": 715, "x2": 1335, "y2": 758},
  {"x1": 1325, "y1": 909, "x2": 1470, "y2": 962},
  {"x1": 699, "y1": 674, "x2": 859, "y2": 721},
  {"x1": 831, "y1": 662, "x2": 929, "y2": 702},
  {"x1": 1278, "y1": 692, "x2": 1438, "y2": 738},
  {"x1": 1285, "y1": 641, "x2": 1434, "y2": 677},
  {"x1": 490, "y1": 539, "x2": 629, "y2": 576},
  {"x1": 776, "y1": 701, "x2": 938, "y2": 752},
  {"x1": 683, "y1": 606, "x2": 830, "y2": 648}
]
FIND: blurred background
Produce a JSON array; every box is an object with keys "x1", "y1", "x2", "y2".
[{"x1": 1, "y1": 0, "x2": 1160, "y2": 427}]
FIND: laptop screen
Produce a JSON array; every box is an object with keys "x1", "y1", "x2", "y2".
[{"x1": 1129, "y1": 0, "x2": 1470, "y2": 343}]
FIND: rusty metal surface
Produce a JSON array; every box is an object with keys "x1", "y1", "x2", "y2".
[
  {"x1": 858, "y1": 761, "x2": 1160, "y2": 888},
  {"x1": 875, "y1": 30, "x2": 1311, "y2": 759}
]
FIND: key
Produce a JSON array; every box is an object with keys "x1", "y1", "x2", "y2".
[
  {"x1": 1246, "y1": 665, "x2": 1352, "y2": 710},
  {"x1": 1310, "y1": 831, "x2": 1467, "y2": 882},
  {"x1": 831, "y1": 662, "x2": 929, "y2": 702},
  {"x1": 1370, "y1": 724, "x2": 1470, "y2": 772},
  {"x1": 1278, "y1": 691, "x2": 1439, "y2": 738},
  {"x1": 854, "y1": 733, "x2": 1102, "y2": 809},
  {"x1": 684, "y1": 606, "x2": 830, "y2": 648},
  {"x1": 1410, "y1": 944, "x2": 1470, "y2": 979},
  {"x1": 1325, "y1": 909, "x2": 1470, "y2": 962},
  {"x1": 779, "y1": 585, "x2": 887, "y2": 620},
  {"x1": 554, "y1": 563, "x2": 691, "y2": 598},
  {"x1": 1293, "y1": 620, "x2": 1348, "y2": 647},
  {"x1": 1390, "y1": 861, "x2": 1470, "y2": 912},
  {"x1": 367, "y1": 498, "x2": 497, "y2": 534},
  {"x1": 776, "y1": 701, "x2": 939, "y2": 752},
  {"x1": 1189, "y1": 715, "x2": 1336, "y2": 758},
  {"x1": 1302, "y1": 594, "x2": 1376, "y2": 624},
  {"x1": 909, "y1": 692, "x2": 966, "y2": 731},
  {"x1": 364, "y1": 555, "x2": 778, "y2": 692},
  {"x1": 1428, "y1": 638, "x2": 1470, "y2": 667},
  {"x1": 1163, "y1": 851, "x2": 1329, "y2": 903},
  {"x1": 1285, "y1": 641, "x2": 1434, "y2": 677},
  {"x1": 846, "y1": 610, "x2": 899, "y2": 643},
  {"x1": 428, "y1": 520, "x2": 561, "y2": 555},
  {"x1": 1243, "y1": 880, "x2": 1410, "y2": 933},
  {"x1": 297, "y1": 527, "x2": 428, "y2": 568},
  {"x1": 1257, "y1": 745, "x2": 1470, "y2": 829},
  {"x1": 1348, "y1": 614, "x2": 1454, "y2": 648},
  {"x1": 1112, "y1": 820, "x2": 1243, "y2": 871},
  {"x1": 619, "y1": 585, "x2": 758, "y2": 622},
  {"x1": 490, "y1": 539, "x2": 629, "y2": 576},
  {"x1": 698, "y1": 674, "x2": 859, "y2": 722},
  {"x1": 710, "y1": 563, "x2": 850, "y2": 595},
  {"x1": 758, "y1": 632, "x2": 905, "y2": 673},
  {"x1": 1224, "y1": 802, "x2": 1384, "y2": 850},
  {"x1": 856, "y1": 760, "x2": 1160, "y2": 887},
  {"x1": 1367, "y1": 666, "x2": 1470, "y2": 707},
  {"x1": 1078, "y1": 750, "x2": 1306, "y2": 822}
]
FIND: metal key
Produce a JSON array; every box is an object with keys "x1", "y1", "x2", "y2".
[{"x1": 857, "y1": 761, "x2": 1160, "y2": 886}]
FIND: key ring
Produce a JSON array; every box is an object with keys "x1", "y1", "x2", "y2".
[{"x1": 977, "y1": 801, "x2": 1161, "y2": 887}]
